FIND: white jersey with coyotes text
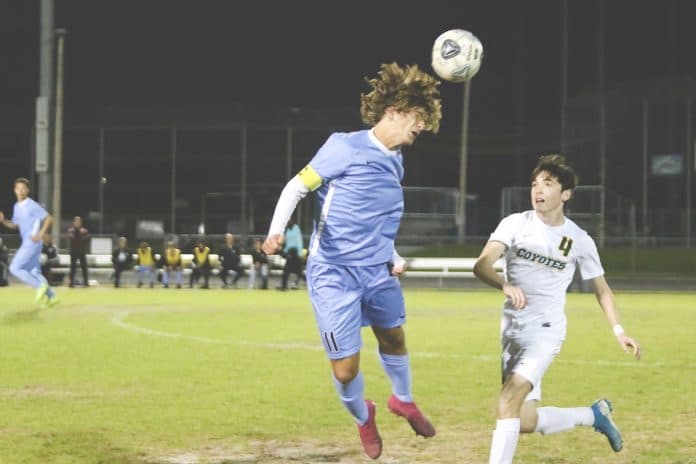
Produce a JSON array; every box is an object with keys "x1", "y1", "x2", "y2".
[{"x1": 489, "y1": 210, "x2": 604, "y2": 334}]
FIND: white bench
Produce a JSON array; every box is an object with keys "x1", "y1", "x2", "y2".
[
  {"x1": 49, "y1": 254, "x2": 498, "y2": 287},
  {"x1": 53, "y1": 254, "x2": 115, "y2": 277},
  {"x1": 405, "y1": 257, "x2": 503, "y2": 287},
  {"x1": 49, "y1": 253, "x2": 290, "y2": 283}
]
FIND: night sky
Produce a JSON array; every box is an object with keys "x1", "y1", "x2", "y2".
[
  {"x1": 1, "y1": 1, "x2": 696, "y2": 238},
  {"x1": 2, "y1": 0, "x2": 695, "y2": 132}
]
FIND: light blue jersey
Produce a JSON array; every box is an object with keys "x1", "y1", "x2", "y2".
[
  {"x1": 308, "y1": 130, "x2": 404, "y2": 266},
  {"x1": 12, "y1": 198, "x2": 48, "y2": 246}
]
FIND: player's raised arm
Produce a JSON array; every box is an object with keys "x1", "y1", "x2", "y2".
[
  {"x1": 590, "y1": 275, "x2": 641, "y2": 360},
  {"x1": 263, "y1": 165, "x2": 322, "y2": 255},
  {"x1": 474, "y1": 240, "x2": 527, "y2": 310}
]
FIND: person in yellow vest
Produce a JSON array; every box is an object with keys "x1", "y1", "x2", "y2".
[
  {"x1": 161, "y1": 240, "x2": 182, "y2": 289},
  {"x1": 190, "y1": 238, "x2": 211, "y2": 289},
  {"x1": 136, "y1": 240, "x2": 156, "y2": 288}
]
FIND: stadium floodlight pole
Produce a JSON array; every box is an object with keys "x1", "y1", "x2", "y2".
[
  {"x1": 457, "y1": 79, "x2": 472, "y2": 245},
  {"x1": 36, "y1": 0, "x2": 54, "y2": 209},
  {"x1": 199, "y1": 194, "x2": 206, "y2": 236},
  {"x1": 642, "y1": 98, "x2": 649, "y2": 235},
  {"x1": 286, "y1": 127, "x2": 293, "y2": 180},
  {"x1": 98, "y1": 127, "x2": 105, "y2": 234},
  {"x1": 51, "y1": 28, "x2": 66, "y2": 243},
  {"x1": 686, "y1": 97, "x2": 692, "y2": 248},
  {"x1": 170, "y1": 126, "x2": 177, "y2": 234},
  {"x1": 286, "y1": 127, "x2": 302, "y2": 226},
  {"x1": 560, "y1": 0, "x2": 568, "y2": 155},
  {"x1": 597, "y1": 0, "x2": 606, "y2": 248},
  {"x1": 240, "y1": 126, "x2": 248, "y2": 238}
]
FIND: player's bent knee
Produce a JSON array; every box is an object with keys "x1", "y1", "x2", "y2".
[
  {"x1": 332, "y1": 366, "x2": 359, "y2": 384},
  {"x1": 9, "y1": 262, "x2": 20, "y2": 276},
  {"x1": 331, "y1": 356, "x2": 360, "y2": 384}
]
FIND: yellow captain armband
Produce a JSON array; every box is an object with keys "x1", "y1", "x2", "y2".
[{"x1": 297, "y1": 165, "x2": 323, "y2": 191}]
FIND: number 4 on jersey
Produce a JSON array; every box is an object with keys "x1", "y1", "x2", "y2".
[{"x1": 558, "y1": 236, "x2": 573, "y2": 256}]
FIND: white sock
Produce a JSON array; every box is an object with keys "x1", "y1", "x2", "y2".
[
  {"x1": 489, "y1": 418, "x2": 520, "y2": 464},
  {"x1": 535, "y1": 407, "x2": 595, "y2": 435},
  {"x1": 333, "y1": 372, "x2": 369, "y2": 425}
]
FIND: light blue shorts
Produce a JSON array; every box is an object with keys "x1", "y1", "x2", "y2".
[{"x1": 306, "y1": 259, "x2": 406, "y2": 359}]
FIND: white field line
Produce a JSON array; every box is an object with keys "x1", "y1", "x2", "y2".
[
  {"x1": 111, "y1": 311, "x2": 688, "y2": 369},
  {"x1": 111, "y1": 311, "x2": 322, "y2": 351}
]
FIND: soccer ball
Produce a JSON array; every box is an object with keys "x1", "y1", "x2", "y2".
[{"x1": 431, "y1": 29, "x2": 483, "y2": 83}]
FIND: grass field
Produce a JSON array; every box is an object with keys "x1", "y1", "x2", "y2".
[{"x1": 0, "y1": 286, "x2": 694, "y2": 463}]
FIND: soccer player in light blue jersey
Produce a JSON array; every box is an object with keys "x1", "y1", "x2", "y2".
[
  {"x1": 263, "y1": 63, "x2": 442, "y2": 459},
  {"x1": 0, "y1": 178, "x2": 59, "y2": 306}
]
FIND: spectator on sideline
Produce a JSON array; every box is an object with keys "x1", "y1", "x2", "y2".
[
  {"x1": 111, "y1": 237, "x2": 133, "y2": 288},
  {"x1": 249, "y1": 237, "x2": 269, "y2": 289},
  {"x1": 218, "y1": 233, "x2": 245, "y2": 288},
  {"x1": 41, "y1": 233, "x2": 59, "y2": 284},
  {"x1": 136, "y1": 240, "x2": 156, "y2": 288},
  {"x1": 66, "y1": 216, "x2": 90, "y2": 287},
  {"x1": 190, "y1": 238, "x2": 211, "y2": 289},
  {"x1": 279, "y1": 219, "x2": 303, "y2": 290},
  {"x1": 161, "y1": 240, "x2": 183, "y2": 289}
]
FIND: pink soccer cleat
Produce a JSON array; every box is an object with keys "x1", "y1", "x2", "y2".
[
  {"x1": 387, "y1": 394, "x2": 436, "y2": 438},
  {"x1": 357, "y1": 400, "x2": 382, "y2": 459}
]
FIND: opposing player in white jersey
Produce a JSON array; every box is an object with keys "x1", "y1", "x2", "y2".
[
  {"x1": 474, "y1": 155, "x2": 641, "y2": 464},
  {"x1": 0, "y1": 178, "x2": 59, "y2": 307},
  {"x1": 263, "y1": 63, "x2": 441, "y2": 459}
]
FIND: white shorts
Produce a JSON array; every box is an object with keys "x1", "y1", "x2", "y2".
[{"x1": 501, "y1": 329, "x2": 564, "y2": 402}]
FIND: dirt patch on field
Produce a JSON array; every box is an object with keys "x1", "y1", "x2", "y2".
[
  {"x1": 147, "y1": 426, "x2": 489, "y2": 464},
  {"x1": 146, "y1": 422, "x2": 696, "y2": 464}
]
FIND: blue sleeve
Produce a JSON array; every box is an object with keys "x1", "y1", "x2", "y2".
[{"x1": 308, "y1": 133, "x2": 354, "y2": 182}]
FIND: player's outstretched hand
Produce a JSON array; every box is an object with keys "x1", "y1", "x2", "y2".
[
  {"x1": 31, "y1": 232, "x2": 43, "y2": 243},
  {"x1": 502, "y1": 283, "x2": 527, "y2": 310},
  {"x1": 0, "y1": 211, "x2": 4, "y2": 222},
  {"x1": 617, "y1": 333, "x2": 641, "y2": 360},
  {"x1": 263, "y1": 234, "x2": 284, "y2": 255}
]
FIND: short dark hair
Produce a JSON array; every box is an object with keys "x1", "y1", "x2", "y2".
[
  {"x1": 531, "y1": 154, "x2": 577, "y2": 192},
  {"x1": 14, "y1": 177, "x2": 30, "y2": 189}
]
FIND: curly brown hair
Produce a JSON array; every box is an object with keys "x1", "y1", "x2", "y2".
[
  {"x1": 360, "y1": 63, "x2": 442, "y2": 133},
  {"x1": 531, "y1": 154, "x2": 578, "y2": 192}
]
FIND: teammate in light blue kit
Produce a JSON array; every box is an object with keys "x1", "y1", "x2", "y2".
[
  {"x1": 264, "y1": 63, "x2": 442, "y2": 459},
  {"x1": 0, "y1": 178, "x2": 59, "y2": 306}
]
